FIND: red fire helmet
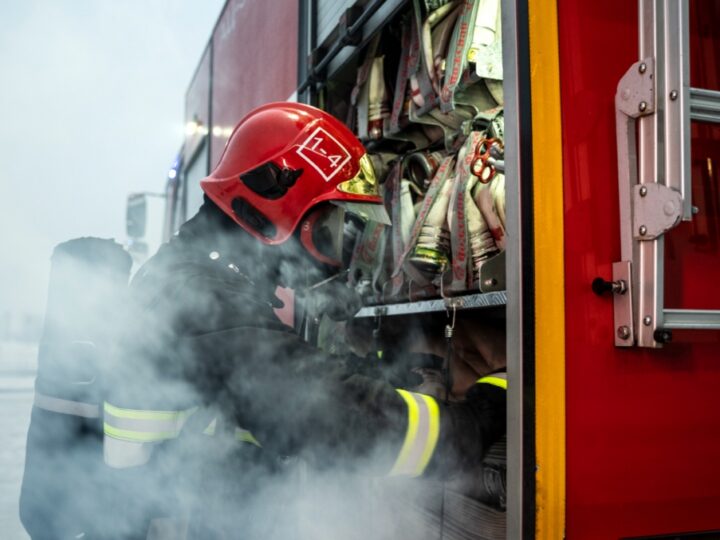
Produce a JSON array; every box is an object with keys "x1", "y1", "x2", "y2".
[{"x1": 200, "y1": 102, "x2": 389, "y2": 246}]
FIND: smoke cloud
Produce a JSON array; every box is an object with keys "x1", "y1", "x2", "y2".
[
  {"x1": 0, "y1": 0, "x2": 223, "y2": 318},
  {"x1": 0, "y1": 2, "x2": 224, "y2": 538},
  {"x1": 2, "y1": 3, "x2": 508, "y2": 538},
  {"x1": 18, "y1": 215, "x2": 506, "y2": 539}
]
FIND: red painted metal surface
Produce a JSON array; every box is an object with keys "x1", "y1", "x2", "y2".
[
  {"x1": 210, "y1": 0, "x2": 299, "y2": 169},
  {"x1": 558, "y1": 1, "x2": 720, "y2": 538},
  {"x1": 184, "y1": 45, "x2": 211, "y2": 160},
  {"x1": 689, "y1": 0, "x2": 720, "y2": 93}
]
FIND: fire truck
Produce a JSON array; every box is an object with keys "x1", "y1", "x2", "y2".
[{"x1": 125, "y1": 0, "x2": 720, "y2": 538}]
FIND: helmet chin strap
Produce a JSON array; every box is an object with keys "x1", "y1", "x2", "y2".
[
  {"x1": 304, "y1": 269, "x2": 362, "y2": 322},
  {"x1": 305, "y1": 269, "x2": 350, "y2": 292}
]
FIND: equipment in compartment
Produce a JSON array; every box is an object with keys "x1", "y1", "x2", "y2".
[
  {"x1": 329, "y1": 0, "x2": 506, "y2": 306},
  {"x1": 308, "y1": 3, "x2": 508, "y2": 538}
]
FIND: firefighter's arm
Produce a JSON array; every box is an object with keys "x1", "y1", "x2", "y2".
[
  {"x1": 188, "y1": 327, "x2": 506, "y2": 478},
  {"x1": 346, "y1": 316, "x2": 506, "y2": 401}
]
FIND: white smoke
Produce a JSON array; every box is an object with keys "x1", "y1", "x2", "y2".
[
  {"x1": 0, "y1": 0, "x2": 224, "y2": 319},
  {"x1": 16, "y1": 220, "x2": 506, "y2": 539},
  {"x1": 0, "y1": 2, "x2": 224, "y2": 538},
  {"x1": 0, "y1": 3, "x2": 508, "y2": 538}
]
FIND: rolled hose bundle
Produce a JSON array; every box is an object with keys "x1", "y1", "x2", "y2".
[{"x1": 20, "y1": 237, "x2": 131, "y2": 539}]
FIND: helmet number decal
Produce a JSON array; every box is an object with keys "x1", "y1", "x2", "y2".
[{"x1": 296, "y1": 127, "x2": 351, "y2": 182}]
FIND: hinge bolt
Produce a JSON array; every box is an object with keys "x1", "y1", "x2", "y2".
[
  {"x1": 639, "y1": 186, "x2": 648, "y2": 197},
  {"x1": 639, "y1": 62, "x2": 647, "y2": 74},
  {"x1": 639, "y1": 101, "x2": 648, "y2": 112},
  {"x1": 617, "y1": 326, "x2": 631, "y2": 340},
  {"x1": 592, "y1": 277, "x2": 627, "y2": 296},
  {"x1": 643, "y1": 316, "x2": 653, "y2": 326},
  {"x1": 639, "y1": 225, "x2": 648, "y2": 236},
  {"x1": 669, "y1": 90, "x2": 678, "y2": 101}
]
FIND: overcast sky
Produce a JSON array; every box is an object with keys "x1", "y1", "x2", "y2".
[{"x1": 0, "y1": 0, "x2": 226, "y2": 318}]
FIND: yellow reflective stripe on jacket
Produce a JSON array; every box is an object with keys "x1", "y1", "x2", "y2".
[
  {"x1": 235, "y1": 428, "x2": 262, "y2": 447},
  {"x1": 103, "y1": 401, "x2": 197, "y2": 443},
  {"x1": 203, "y1": 418, "x2": 218, "y2": 436},
  {"x1": 103, "y1": 424, "x2": 181, "y2": 443},
  {"x1": 104, "y1": 402, "x2": 197, "y2": 422},
  {"x1": 477, "y1": 373, "x2": 508, "y2": 390},
  {"x1": 389, "y1": 389, "x2": 440, "y2": 477},
  {"x1": 202, "y1": 417, "x2": 261, "y2": 447}
]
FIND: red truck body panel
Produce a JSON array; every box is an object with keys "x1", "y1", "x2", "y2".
[
  {"x1": 559, "y1": 1, "x2": 720, "y2": 537},
  {"x1": 169, "y1": 1, "x2": 720, "y2": 534},
  {"x1": 210, "y1": 0, "x2": 299, "y2": 169}
]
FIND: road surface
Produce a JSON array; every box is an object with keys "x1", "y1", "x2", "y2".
[{"x1": 0, "y1": 341, "x2": 36, "y2": 539}]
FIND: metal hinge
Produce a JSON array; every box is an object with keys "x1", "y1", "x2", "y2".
[{"x1": 632, "y1": 183, "x2": 682, "y2": 240}]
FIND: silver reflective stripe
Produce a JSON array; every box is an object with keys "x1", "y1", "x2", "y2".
[
  {"x1": 104, "y1": 436, "x2": 154, "y2": 469},
  {"x1": 34, "y1": 392, "x2": 99, "y2": 418},
  {"x1": 389, "y1": 389, "x2": 440, "y2": 477}
]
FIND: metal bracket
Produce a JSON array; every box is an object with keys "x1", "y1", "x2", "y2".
[
  {"x1": 615, "y1": 57, "x2": 656, "y2": 262},
  {"x1": 614, "y1": 56, "x2": 658, "y2": 348},
  {"x1": 616, "y1": 58, "x2": 655, "y2": 119},
  {"x1": 632, "y1": 183, "x2": 682, "y2": 240},
  {"x1": 479, "y1": 251, "x2": 506, "y2": 292},
  {"x1": 612, "y1": 261, "x2": 634, "y2": 347},
  {"x1": 354, "y1": 292, "x2": 508, "y2": 318}
]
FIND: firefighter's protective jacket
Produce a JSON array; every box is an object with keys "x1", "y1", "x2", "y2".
[{"x1": 102, "y1": 198, "x2": 506, "y2": 536}]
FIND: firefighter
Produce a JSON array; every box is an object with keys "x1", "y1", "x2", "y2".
[{"x1": 102, "y1": 102, "x2": 506, "y2": 537}]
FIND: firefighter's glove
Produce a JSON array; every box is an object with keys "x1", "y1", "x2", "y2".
[
  {"x1": 432, "y1": 378, "x2": 506, "y2": 479},
  {"x1": 308, "y1": 279, "x2": 364, "y2": 321}
]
